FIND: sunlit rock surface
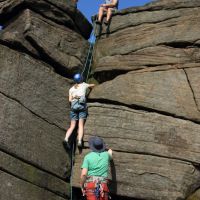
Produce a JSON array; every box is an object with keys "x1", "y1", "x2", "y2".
[
  {"x1": 0, "y1": 0, "x2": 92, "y2": 199},
  {"x1": 73, "y1": 0, "x2": 200, "y2": 200}
]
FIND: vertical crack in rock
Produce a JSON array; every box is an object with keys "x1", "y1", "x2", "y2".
[{"x1": 183, "y1": 68, "x2": 200, "y2": 113}]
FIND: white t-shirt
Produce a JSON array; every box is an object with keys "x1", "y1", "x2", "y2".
[{"x1": 69, "y1": 82, "x2": 89, "y2": 101}]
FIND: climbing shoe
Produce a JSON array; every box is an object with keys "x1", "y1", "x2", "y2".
[
  {"x1": 77, "y1": 140, "x2": 82, "y2": 148},
  {"x1": 63, "y1": 140, "x2": 70, "y2": 150},
  {"x1": 104, "y1": 21, "x2": 109, "y2": 26},
  {"x1": 96, "y1": 20, "x2": 102, "y2": 25}
]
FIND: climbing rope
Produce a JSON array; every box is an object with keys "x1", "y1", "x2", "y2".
[
  {"x1": 63, "y1": 11, "x2": 99, "y2": 200},
  {"x1": 81, "y1": 19, "x2": 98, "y2": 82},
  {"x1": 70, "y1": 140, "x2": 75, "y2": 200},
  {"x1": 69, "y1": 20, "x2": 98, "y2": 200}
]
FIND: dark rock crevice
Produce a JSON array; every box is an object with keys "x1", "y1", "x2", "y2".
[
  {"x1": 0, "y1": 168, "x2": 68, "y2": 199},
  {"x1": 93, "y1": 69, "x2": 130, "y2": 83},
  {"x1": 88, "y1": 98, "x2": 200, "y2": 125},
  {"x1": 93, "y1": 64, "x2": 183, "y2": 84},
  {"x1": 0, "y1": 90, "x2": 66, "y2": 131},
  {"x1": 160, "y1": 41, "x2": 200, "y2": 49},
  {"x1": 0, "y1": 1, "x2": 25, "y2": 25}
]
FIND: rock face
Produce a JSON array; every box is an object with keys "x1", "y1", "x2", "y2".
[
  {"x1": 72, "y1": 0, "x2": 200, "y2": 200},
  {"x1": 0, "y1": 0, "x2": 92, "y2": 200}
]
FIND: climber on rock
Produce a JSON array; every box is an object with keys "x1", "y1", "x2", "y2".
[
  {"x1": 80, "y1": 136, "x2": 113, "y2": 200},
  {"x1": 63, "y1": 73, "x2": 95, "y2": 149},
  {"x1": 96, "y1": 0, "x2": 119, "y2": 25}
]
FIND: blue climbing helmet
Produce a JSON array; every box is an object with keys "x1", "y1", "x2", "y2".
[{"x1": 73, "y1": 73, "x2": 83, "y2": 83}]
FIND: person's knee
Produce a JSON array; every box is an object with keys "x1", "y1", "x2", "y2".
[
  {"x1": 99, "y1": 6, "x2": 104, "y2": 13},
  {"x1": 107, "y1": 8, "x2": 112, "y2": 13},
  {"x1": 70, "y1": 121, "x2": 76, "y2": 129},
  {"x1": 78, "y1": 119, "x2": 85, "y2": 127}
]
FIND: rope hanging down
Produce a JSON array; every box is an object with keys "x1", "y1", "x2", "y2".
[
  {"x1": 70, "y1": 141, "x2": 75, "y2": 200},
  {"x1": 81, "y1": 20, "x2": 98, "y2": 82},
  {"x1": 69, "y1": 21, "x2": 98, "y2": 200}
]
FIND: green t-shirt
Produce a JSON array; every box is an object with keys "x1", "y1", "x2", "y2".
[{"x1": 81, "y1": 151, "x2": 111, "y2": 177}]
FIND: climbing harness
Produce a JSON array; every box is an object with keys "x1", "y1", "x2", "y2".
[{"x1": 84, "y1": 176, "x2": 110, "y2": 200}]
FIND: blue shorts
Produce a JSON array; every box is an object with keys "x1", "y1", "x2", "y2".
[{"x1": 70, "y1": 109, "x2": 88, "y2": 120}]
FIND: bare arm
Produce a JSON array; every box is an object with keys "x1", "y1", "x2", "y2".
[
  {"x1": 102, "y1": 0, "x2": 117, "y2": 8},
  {"x1": 88, "y1": 84, "x2": 95, "y2": 89},
  {"x1": 80, "y1": 168, "x2": 88, "y2": 190},
  {"x1": 108, "y1": 149, "x2": 113, "y2": 160},
  {"x1": 69, "y1": 94, "x2": 73, "y2": 102}
]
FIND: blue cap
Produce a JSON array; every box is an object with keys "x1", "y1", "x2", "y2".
[
  {"x1": 73, "y1": 73, "x2": 82, "y2": 83},
  {"x1": 0, "y1": 25, "x2": 3, "y2": 30}
]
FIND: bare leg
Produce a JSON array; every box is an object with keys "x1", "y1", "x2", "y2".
[
  {"x1": 64, "y1": 120, "x2": 77, "y2": 141},
  {"x1": 98, "y1": 6, "x2": 107, "y2": 22},
  {"x1": 106, "y1": 8, "x2": 113, "y2": 22},
  {"x1": 77, "y1": 118, "x2": 85, "y2": 142}
]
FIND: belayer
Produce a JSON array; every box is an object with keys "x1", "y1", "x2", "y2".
[
  {"x1": 80, "y1": 136, "x2": 113, "y2": 200},
  {"x1": 97, "y1": 0, "x2": 119, "y2": 25},
  {"x1": 63, "y1": 73, "x2": 95, "y2": 148}
]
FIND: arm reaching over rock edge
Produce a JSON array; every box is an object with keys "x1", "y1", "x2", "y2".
[
  {"x1": 108, "y1": 149, "x2": 113, "y2": 160},
  {"x1": 80, "y1": 137, "x2": 113, "y2": 199},
  {"x1": 88, "y1": 83, "x2": 95, "y2": 89}
]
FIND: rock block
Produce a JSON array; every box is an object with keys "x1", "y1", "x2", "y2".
[
  {"x1": 72, "y1": 103, "x2": 200, "y2": 199},
  {"x1": 0, "y1": 0, "x2": 92, "y2": 39},
  {"x1": 0, "y1": 151, "x2": 70, "y2": 197},
  {"x1": 0, "y1": 9, "x2": 89, "y2": 75},
  {"x1": 93, "y1": 1, "x2": 200, "y2": 77},
  {"x1": 0, "y1": 92, "x2": 70, "y2": 178},
  {"x1": 0, "y1": 45, "x2": 71, "y2": 129},
  {"x1": 90, "y1": 69, "x2": 200, "y2": 122}
]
